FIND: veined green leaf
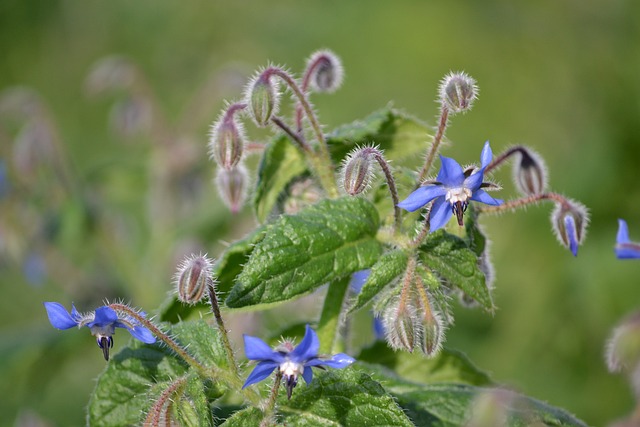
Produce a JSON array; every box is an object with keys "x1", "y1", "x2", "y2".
[
  {"x1": 226, "y1": 197, "x2": 382, "y2": 309},
  {"x1": 418, "y1": 230, "x2": 494, "y2": 312}
]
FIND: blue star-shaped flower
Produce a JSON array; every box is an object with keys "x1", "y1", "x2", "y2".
[
  {"x1": 242, "y1": 324, "x2": 355, "y2": 399},
  {"x1": 616, "y1": 219, "x2": 640, "y2": 259},
  {"x1": 44, "y1": 302, "x2": 156, "y2": 360},
  {"x1": 398, "y1": 141, "x2": 502, "y2": 232}
]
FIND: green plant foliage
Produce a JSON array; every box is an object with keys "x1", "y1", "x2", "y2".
[
  {"x1": 226, "y1": 197, "x2": 382, "y2": 308},
  {"x1": 418, "y1": 230, "x2": 494, "y2": 312}
]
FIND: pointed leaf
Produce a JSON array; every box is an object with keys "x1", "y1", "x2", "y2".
[
  {"x1": 226, "y1": 197, "x2": 382, "y2": 308},
  {"x1": 349, "y1": 249, "x2": 409, "y2": 313},
  {"x1": 418, "y1": 229, "x2": 494, "y2": 312},
  {"x1": 357, "y1": 341, "x2": 491, "y2": 386}
]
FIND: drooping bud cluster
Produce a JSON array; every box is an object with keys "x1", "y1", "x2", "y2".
[
  {"x1": 550, "y1": 198, "x2": 589, "y2": 257},
  {"x1": 208, "y1": 102, "x2": 247, "y2": 170},
  {"x1": 513, "y1": 147, "x2": 547, "y2": 195},
  {"x1": 174, "y1": 254, "x2": 215, "y2": 304},
  {"x1": 341, "y1": 147, "x2": 375, "y2": 196},
  {"x1": 245, "y1": 68, "x2": 280, "y2": 127},
  {"x1": 305, "y1": 50, "x2": 344, "y2": 94},
  {"x1": 439, "y1": 71, "x2": 478, "y2": 114}
]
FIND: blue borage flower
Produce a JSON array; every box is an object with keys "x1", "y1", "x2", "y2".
[
  {"x1": 398, "y1": 141, "x2": 502, "y2": 232},
  {"x1": 616, "y1": 219, "x2": 640, "y2": 259},
  {"x1": 242, "y1": 324, "x2": 355, "y2": 399},
  {"x1": 43, "y1": 302, "x2": 156, "y2": 360}
]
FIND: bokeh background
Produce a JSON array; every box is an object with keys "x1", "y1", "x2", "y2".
[{"x1": 1, "y1": 1, "x2": 639, "y2": 425}]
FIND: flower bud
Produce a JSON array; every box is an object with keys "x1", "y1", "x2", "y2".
[
  {"x1": 341, "y1": 148, "x2": 374, "y2": 196},
  {"x1": 382, "y1": 300, "x2": 420, "y2": 352},
  {"x1": 85, "y1": 55, "x2": 136, "y2": 96},
  {"x1": 419, "y1": 309, "x2": 445, "y2": 357},
  {"x1": 464, "y1": 389, "x2": 514, "y2": 427},
  {"x1": 283, "y1": 177, "x2": 323, "y2": 214},
  {"x1": 245, "y1": 70, "x2": 279, "y2": 127},
  {"x1": 551, "y1": 199, "x2": 589, "y2": 257},
  {"x1": 439, "y1": 71, "x2": 478, "y2": 114},
  {"x1": 109, "y1": 96, "x2": 152, "y2": 137},
  {"x1": 606, "y1": 312, "x2": 640, "y2": 373},
  {"x1": 513, "y1": 147, "x2": 547, "y2": 195},
  {"x1": 215, "y1": 163, "x2": 248, "y2": 213},
  {"x1": 208, "y1": 103, "x2": 247, "y2": 170},
  {"x1": 306, "y1": 50, "x2": 344, "y2": 93},
  {"x1": 174, "y1": 254, "x2": 215, "y2": 304}
]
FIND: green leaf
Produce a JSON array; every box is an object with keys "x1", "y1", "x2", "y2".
[
  {"x1": 391, "y1": 384, "x2": 587, "y2": 427},
  {"x1": 253, "y1": 135, "x2": 308, "y2": 223},
  {"x1": 349, "y1": 249, "x2": 409, "y2": 313},
  {"x1": 418, "y1": 230, "x2": 494, "y2": 312},
  {"x1": 226, "y1": 197, "x2": 382, "y2": 309},
  {"x1": 158, "y1": 226, "x2": 266, "y2": 322},
  {"x1": 174, "y1": 375, "x2": 213, "y2": 427},
  {"x1": 327, "y1": 107, "x2": 432, "y2": 167},
  {"x1": 357, "y1": 341, "x2": 491, "y2": 386},
  {"x1": 277, "y1": 369, "x2": 414, "y2": 426},
  {"x1": 88, "y1": 341, "x2": 190, "y2": 426},
  {"x1": 219, "y1": 407, "x2": 264, "y2": 427},
  {"x1": 88, "y1": 320, "x2": 227, "y2": 426}
]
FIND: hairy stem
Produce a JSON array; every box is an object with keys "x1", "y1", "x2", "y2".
[
  {"x1": 416, "y1": 104, "x2": 449, "y2": 188},
  {"x1": 475, "y1": 192, "x2": 569, "y2": 214},
  {"x1": 262, "y1": 371, "x2": 283, "y2": 424},
  {"x1": 271, "y1": 116, "x2": 312, "y2": 153},
  {"x1": 207, "y1": 279, "x2": 239, "y2": 377}
]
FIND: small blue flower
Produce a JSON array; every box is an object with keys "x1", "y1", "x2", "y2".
[
  {"x1": 43, "y1": 302, "x2": 156, "y2": 360},
  {"x1": 616, "y1": 219, "x2": 640, "y2": 259},
  {"x1": 398, "y1": 141, "x2": 502, "y2": 232},
  {"x1": 242, "y1": 324, "x2": 355, "y2": 399}
]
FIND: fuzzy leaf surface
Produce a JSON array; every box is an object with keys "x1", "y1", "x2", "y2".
[
  {"x1": 226, "y1": 197, "x2": 382, "y2": 308},
  {"x1": 418, "y1": 230, "x2": 494, "y2": 312}
]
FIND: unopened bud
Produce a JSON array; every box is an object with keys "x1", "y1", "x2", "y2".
[
  {"x1": 341, "y1": 148, "x2": 375, "y2": 196},
  {"x1": 513, "y1": 147, "x2": 547, "y2": 195},
  {"x1": 383, "y1": 301, "x2": 420, "y2": 352},
  {"x1": 551, "y1": 199, "x2": 589, "y2": 257},
  {"x1": 306, "y1": 50, "x2": 344, "y2": 93},
  {"x1": 439, "y1": 71, "x2": 478, "y2": 114},
  {"x1": 606, "y1": 312, "x2": 640, "y2": 373},
  {"x1": 85, "y1": 55, "x2": 136, "y2": 96},
  {"x1": 419, "y1": 308, "x2": 445, "y2": 357},
  {"x1": 208, "y1": 103, "x2": 247, "y2": 170},
  {"x1": 174, "y1": 254, "x2": 215, "y2": 304},
  {"x1": 283, "y1": 177, "x2": 323, "y2": 214},
  {"x1": 109, "y1": 96, "x2": 152, "y2": 137},
  {"x1": 246, "y1": 70, "x2": 279, "y2": 127},
  {"x1": 216, "y1": 163, "x2": 248, "y2": 213}
]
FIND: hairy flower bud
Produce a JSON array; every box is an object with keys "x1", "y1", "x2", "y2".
[
  {"x1": 606, "y1": 312, "x2": 640, "y2": 373},
  {"x1": 216, "y1": 163, "x2": 248, "y2": 213},
  {"x1": 306, "y1": 50, "x2": 344, "y2": 93},
  {"x1": 173, "y1": 254, "x2": 215, "y2": 304},
  {"x1": 208, "y1": 103, "x2": 247, "y2": 170},
  {"x1": 439, "y1": 71, "x2": 478, "y2": 114},
  {"x1": 246, "y1": 71, "x2": 279, "y2": 127},
  {"x1": 382, "y1": 300, "x2": 421, "y2": 352},
  {"x1": 341, "y1": 148, "x2": 374, "y2": 195},
  {"x1": 419, "y1": 307, "x2": 445, "y2": 357},
  {"x1": 551, "y1": 199, "x2": 589, "y2": 256},
  {"x1": 513, "y1": 147, "x2": 547, "y2": 195}
]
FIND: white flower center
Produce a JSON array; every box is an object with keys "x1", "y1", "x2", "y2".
[
  {"x1": 445, "y1": 187, "x2": 472, "y2": 205},
  {"x1": 280, "y1": 360, "x2": 304, "y2": 378}
]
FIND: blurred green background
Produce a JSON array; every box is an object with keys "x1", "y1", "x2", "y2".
[{"x1": 1, "y1": 0, "x2": 639, "y2": 425}]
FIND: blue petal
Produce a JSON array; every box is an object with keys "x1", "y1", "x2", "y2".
[
  {"x1": 242, "y1": 361, "x2": 278, "y2": 388},
  {"x1": 480, "y1": 141, "x2": 493, "y2": 168},
  {"x1": 44, "y1": 302, "x2": 78, "y2": 330},
  {"x1": 464, "y1": 169, "x2": 485, "y2": 191},
  {"x1": 436, "y1": 156, "x2": 465, "y2": 186},
  {"x1": 307, "y1": 353, "x2": 355, "y2": 369},
  {"x1": 349, "y1": 269, "x2": 371, "y2": 293},
  {"x1": 616, "y1": 244, "x2": 640, "y2": 259},
  {"x1": 127, "y1": 325, "x2": 156, "y2": 344},
  {"x1": 373, "y1": 316, "x2": 385, "y2": 340},
  {"x1": 564, "y1": 216, "x2": 579, "y2": 257},
  {"x1": 470, "y1": 189, "x2": 502, "y2": 206},
  {"x1": 291, "y1": 324, "x2": 320, "y2": 361},
  {"x1": 617, "y1": 219, "x2": 630, "y2": 244},
  {"x1": 428, "y1": 197, "x2": 453, "y2": 232},
  {"x1": 397, "y1": 186, "x2": 447, "y2": 212},
  {"x1": 244, "y1": 335, "x2": 280, "y2": 362},
  {"x1": 88, "y1": 306, "x2": 119, "y2": 328},
  {"x1": 302, "y1": 366, "x2": 313, "y2": 385}
]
